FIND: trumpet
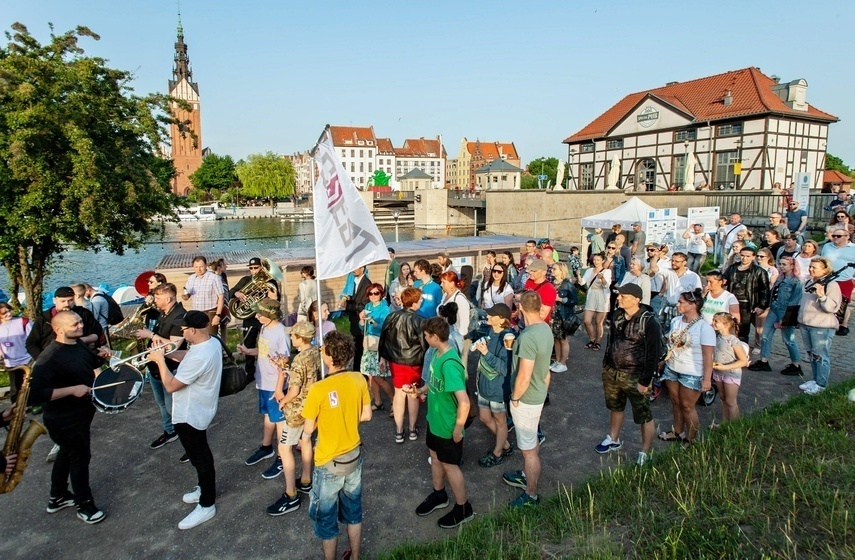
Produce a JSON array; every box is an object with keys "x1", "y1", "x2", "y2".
[{"x1": 104, "y1": 339, "x2": 184, "y2": 371}]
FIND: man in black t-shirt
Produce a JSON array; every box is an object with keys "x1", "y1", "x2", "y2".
[
  {"x1": 135, "y1": 283, "x2": 188, "y2": 452},
  {"x1": 229, "y1": 257, "x2": 280, "y2": 377},
  {"x1": 29, "y1": 310, "x2": 110, "y2": 524},
  {"x1": 26, "y1": 286, "x2": 104, "y2": 360}
]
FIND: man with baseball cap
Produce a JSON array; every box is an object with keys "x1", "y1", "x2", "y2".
[
  {"x1": 230, "y1": 257, "x2": 280, "y2": 379},
  {"x1": 26, "y1": 286, "x2": 104, "y2": 360},
  {"x1": 150, "y1": 310, "x2": 223, "y2": 529},
  {"x1": 595, "y1": 284, "x2": 662, "y2": 466}
]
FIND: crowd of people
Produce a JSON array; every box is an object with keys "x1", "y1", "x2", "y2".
[{"x1": 2, "y1": 200, "x2": 853, "y2": 559}]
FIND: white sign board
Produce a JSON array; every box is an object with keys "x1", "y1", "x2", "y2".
[
  {"x1": 794, "y1": 172, "x2": 811, "y2": 211},
  {"x1": 687, "y1": 206, "x2": 720, "y2": 235},
  {"x1": 646, "y1": 208, "x2": 680, "y2": 248}
]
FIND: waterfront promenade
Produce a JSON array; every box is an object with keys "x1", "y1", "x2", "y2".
[{"x1": 1, "y1": 328, "x2": 851, "y2": 559}]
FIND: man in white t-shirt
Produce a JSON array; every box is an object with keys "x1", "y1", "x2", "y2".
[
  {"x1": 151, "y1": 310, "x2": 223, "y2": 530},
  {"x1": 237, "y1": 298, "x2": 291, "y2": 477},
  {"x1": 700, "y1": 270, "x2": 740, "y2": 324},
  {"x1": 682, "y1": 224, "x2": 712, "y2": 273},
  {"x1": 665, "y1": 252, "x2": 702, "y2": 306},
  {"x1": 722, "y1": 213, "x2": 747, "y2": 256}
]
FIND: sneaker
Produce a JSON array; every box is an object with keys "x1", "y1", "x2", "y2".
[
  {"x1": 799, "y1": 379, "x2": 817, "y2": 391},
  {"x1": 553, "y1": 363, "x2": 568, "y2": 373},
  {"x1": 245, "y1": 446, "x2": 275, "y2": 466},
  {"x1": 478, "y1": 452, "x2": 504, "y2": 468},
  {"x1": 295, "y1": 479, "x2": 312, "y2": 494},
  {"x1": 178, "y1": 504, "x2": 216, "y2": 530},
  {"x1": 183, "y1": 486, "x2": 201, "y2": 504},
  {"x1": 416, "y1": 490, "x2": 450, "y2": 516},
  {"x1": 595, "y1": 435, "x2": 623, "y2": 454},
  {"x1": 508, "y1": 492, "x2": 540, "y2": 508},
  {"x1": 150, "y1": 431, "x2": 179, "y2": 450},
  {"x1": 179, "y1": 453, "x2": 190, "y2": 464},
  {"x1": 538, "y1": 430, "x2": 546, "y2": 445},
  {"x1": 804, "y1": 384, "x2": 826, "y2": 396},
  {"x1": 46, "y1": 491, "x2": 75, "y2": 513},
  {"x1": 549, "y1": 360, "x2": 559, "y2": 371},
  {"x1": 780, "y1": 363, "x2": 803, "y2": 376},
  {"x1": 261, "y1": 457, "x2": 283, "y2": 479},
  {"x1": 836, "y1": 326, "x2": 850, "y2": 336},
  {"x1": 502, "y1": 470, "x2": 527, "y2": 489},
  {"x1": 76, "y1": 501, "x2": 106, "y2": 525},
  {"x1": 751, "y1": 347, "x2": 760, "y2": 355},
  {"x1": 437, "y1": 502, "x2": 474, "y2": 529},
  {"x1": 46, "y1": 443, "x2": 60, "y2": 463},
  {"x1": 636, "y1": 451, "x2": 649, "y2": 466},
  {"x1": 266, "y1": 493, "x2": 301, "y2": 516},
  {"x1": 747, "y1": 360, "x2": 772, "y2": 372}
]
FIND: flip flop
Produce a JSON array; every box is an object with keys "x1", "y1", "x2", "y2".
[
  {"x1": 658, "y1": 430, "x2": 684, "y2": 442},
  {"x1": 371, "y1": 402, "x2": 384, "y2": 412}
]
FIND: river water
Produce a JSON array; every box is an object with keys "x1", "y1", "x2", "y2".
[{"x1": 31, "y1": 218, "x2": 427, "y2": 298}]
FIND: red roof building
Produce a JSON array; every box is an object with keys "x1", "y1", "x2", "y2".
[{"x1": 562, "y1": 67, "x2": 838, "y2": 192}]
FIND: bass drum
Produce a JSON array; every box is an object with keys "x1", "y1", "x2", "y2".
[{"x1": 92, "y1": 364, "x2": 145, "y2": 414}]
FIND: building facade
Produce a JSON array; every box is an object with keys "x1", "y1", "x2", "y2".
[
  {"x1": 475, "y1": 159, "x2": 523, "y2": 190},
  {"x1": 393, "y1": 136, "x2": 445, "y2": 188},
  {"x1": 168, "y1": 16, "x2": 203, "y2": 196},
  {"x1": 446, "y1": 138, "x2": 520, "y2": 189},
  {"x1": 286, "y1": 152, "x2": 315, "y2": 195},
  {"x1": 329, "y1": 126, "x2": 378, "y2": 190},
  {"x1": 563, "y1": 68, "x2": 838, "y2": 192}
]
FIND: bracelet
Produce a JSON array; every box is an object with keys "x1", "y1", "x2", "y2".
[
  {"x1": 300, "y1": 431, "x2": 312, "y2": 440},
  {"x1": 510, "y1": 397, "x2": 520, "y2": 403}
]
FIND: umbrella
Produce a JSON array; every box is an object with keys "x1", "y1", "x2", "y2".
[
  {"x1": 683, "y1": 152, "x2": 696, "y2": 191},
  {"x1": 606, "y1": 155, "x2": 621, "y2": 189}
]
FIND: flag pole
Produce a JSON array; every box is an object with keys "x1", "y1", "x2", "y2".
[{"x1": 311, "y1": 125, "x2": 329, "y2": 377}]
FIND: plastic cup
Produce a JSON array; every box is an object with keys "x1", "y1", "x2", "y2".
[{"x1": 503, "y1": 332, "x2": 516, "y2": 350}]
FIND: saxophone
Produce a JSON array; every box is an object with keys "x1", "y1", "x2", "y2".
[
  {"x1": 1, "y1": 365, "x2": 47, "y2": 494},
  {"x1": 110, "y1": 302, "x2": 156, "y2": 354}
]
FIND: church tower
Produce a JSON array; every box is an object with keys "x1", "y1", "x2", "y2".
[{"x1": 168, "y1": 12, "x2": 203, "y2": 196}]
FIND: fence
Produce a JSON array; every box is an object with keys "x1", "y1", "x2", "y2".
[{"x1": 705, "y1": 191, "x2": 840, "y2": 226}]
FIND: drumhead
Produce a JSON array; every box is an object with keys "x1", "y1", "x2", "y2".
[{"x1": 92, "y1": 364, "x2": 144, "y2": 412}]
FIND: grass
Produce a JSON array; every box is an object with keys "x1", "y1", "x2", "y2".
[{"x1": 380, "y1": 379, "x2": 855, "y2": 560}]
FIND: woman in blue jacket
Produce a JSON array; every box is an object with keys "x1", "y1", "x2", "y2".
[
  {"x1": 748, "y1": 256, "x2": 803, "y2": 375},
  {"x1": 359, "y1": 283, "x2": 392, "y2": 410}
]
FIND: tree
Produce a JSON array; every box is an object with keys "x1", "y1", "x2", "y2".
[
  {"x1": 826, "y1": 153, "x2": 852, "y2": 175},
  {"x1": 520, "y1": 174, "x2": 539, "y2": 190},
  {"x1": 0, "y1": 23, "x2": 184, "y2": 316},
  {"x1": 189, "y1": 153, "x2": 239, "y2": 192},
  {"x1": 524, "y1": 157, "x2": 561, "y2": 188},
  {"x1": 235, "y1": 152, "x2": 295, "y2": 199}
]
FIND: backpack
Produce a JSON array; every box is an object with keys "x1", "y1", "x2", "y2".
[
  {"x1": 93, "y1": 292, "x2": 124, "y2": 325},
  {"x1": 638, "y1": 310, "x2": 668, "y2": 365}
]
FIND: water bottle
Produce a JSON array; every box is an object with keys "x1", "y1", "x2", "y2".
[{"x1": 470, "y1": 336, "x2": 491, "y2": 351}]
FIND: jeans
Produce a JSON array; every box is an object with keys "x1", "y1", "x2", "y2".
[
  {"x1": 760, "y1": 308, "x2": 801, "y2": 362},
  {"x1": 800, "y1": 326, "x2": 835, "y2": 388},
  {"x1": 309, "y1": 460, "x2": 364, "y2": 541},
  {"x1": 45, "y1": 411, "x2": 95, "y2": 504},
  {"x1": 736, "y1": 302, "x2": 756, "y2": 343},
  {"x1": 148, "y1": 374, "x2": 174, "y2": 435},
  {"x1": 174, "y1": 423, "x2": 216, "y2": 507},
  {"x1": 687, "y1": 252, "x2": 706, "y2": 273}
]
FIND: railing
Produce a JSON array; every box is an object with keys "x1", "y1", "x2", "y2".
[
  {"x1": 705, "y1": 191, "x2": 839, "y2": 225},
  {"x1": 373, "y1": 191, "x2": 414, "y2": 201}
]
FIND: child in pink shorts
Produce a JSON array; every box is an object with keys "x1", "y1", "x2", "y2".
[{"x1": 711, "y1": 313, "x2": 750, "y2": 423}]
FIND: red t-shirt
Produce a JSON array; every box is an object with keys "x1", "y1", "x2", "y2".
[{"x1": 523, "y1": 279, "x2": 558, "y2": 323}]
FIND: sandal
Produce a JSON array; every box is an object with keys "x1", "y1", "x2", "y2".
[
  {"x1": 592, "y1": 343, "x2": 601, "y2": 351},
  {"x1": 342, "y1": 550, "x2": 352, "y2": 560},
  {"x1": 371, "y1": 401, "x2": 384, "y2": 412},
  {"x1": 395, "y1": 431, "x2": 405, "y2": 444},
  {"x1": 585, "y1": 341, "x2": 596, "y2": 350},
  {"x1": 658, "y1": 430, "x2": 685, "y2": 442},
  {"x1": 408, "y1": 427, "x2": 419, "y2": 441}
]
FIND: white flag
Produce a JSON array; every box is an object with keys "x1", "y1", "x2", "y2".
[{"x1": 312, "y1": 130, "x2": 387, "y2": 280}]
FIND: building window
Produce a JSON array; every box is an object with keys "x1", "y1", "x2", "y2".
[
  {"x1": 672, "y1": 154, "x2": 687, "y2": 188},
  {"x1": 368, "y1": 163, "x2": 372, "y2": 173},
  {"x1": 581, "y1": 143, "x2": 595, "y2": 153},
  {"x1": 351, "y1": 163, "x2": 355, "y2": 172},
  {"x1": 716, "y1": 123, "x2": 743, "y2": 137},
  {"x1": 351, "y1": 150, "x2": 355, "y2": 157},
  {"x1": 342, "y1": 150, "x2": 346, "y2": 158},
  {"x1": 674, "y1": 129, "x2": 697, "y2": 142},
  {"x1": 368, "y1": 150, "x2": 372, "y2": 158},
  {"x1": 715, "y1": 151, "x2": 739, "y2": 189},
  {"x1": 637, "y1": 158, "x2": 656, "y2": 191},
  {"x1": 360, "y1": 162, "x2": 364, "y2": 172},
  {"x1": 800, "y1": 149, "x2": 808, "y2": 163},
  {"x1": 607, "y1": 139, "x2": 623, "y2": 149},
  {"x1": 580, "y1": 163, "x2": 595, "y2": 189}
]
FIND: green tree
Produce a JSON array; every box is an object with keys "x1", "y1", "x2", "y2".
[
  {"x1": 0, "y1": 23, "x2": 185, "y2": 316},
  {"x1": 520, "y1": 174, "x2": 539, "y2": 190},
  {"x1": 825, "y1": 153, "x2": 851, "y2": 175},
  {"x1": 235, "y1": 152, "x2": 295, "y2": 199},
  {"x1": 525, "y1": 157, "x2": 561, "y2": 188},
  {"x1": 189, "y1": 153, "x2": 239, "y2": 192}
]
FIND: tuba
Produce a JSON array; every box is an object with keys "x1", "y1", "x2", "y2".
[
  {"x1": 109, "y1": 302, "x2": 156, "y2": 354},
  {"x1": 1, "y1": 365, "x2": 47, "y2": 494},
  {"x1": 229, "y1": 259, "x2": 281, "y2": 320}
]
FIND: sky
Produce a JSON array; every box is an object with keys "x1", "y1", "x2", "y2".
[{"x1": 3, "y1": 0, "x2": 854, "y2": 168}]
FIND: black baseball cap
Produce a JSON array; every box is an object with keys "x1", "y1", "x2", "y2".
[
  {"x1": 180, "y1": 310, "x2": 210, "y2": 329},
  {"x1": 248, "y1": 257, "x2": 262, "y2": 267},
  {"x1": 54, "y1": 287, "x2": 75, "y2": 298},
  {"x1": 486, "y1": 303, "x2": 512, "y2": 320},
  {"x1": 617, "y1": 284, "x2": 643, "y2": 300}
]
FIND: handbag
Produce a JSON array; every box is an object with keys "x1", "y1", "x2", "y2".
[
  {"x1": 213, "y1": 335, "x2": 249, "y2": 398},
  {"x1": 364, "y1": 334, "x2": 380, "y2": 352},
  {"x1": 562, "y1": 314, "x2": 582, "y2": 336},
  {"x1": 781, "y1": 305, "x2": 800, "y2": 328}
]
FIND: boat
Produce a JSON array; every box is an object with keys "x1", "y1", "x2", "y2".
[
  {"x1": 177, "y1": 207, "x2": 198, "y2": 221},
  {"x1": 196, "y1": 204, "x2": 220, "y2": 221}
]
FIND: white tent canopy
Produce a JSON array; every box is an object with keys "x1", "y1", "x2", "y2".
[{"x1": 580, "y1": 196, "x2": 657, "y2": 229}]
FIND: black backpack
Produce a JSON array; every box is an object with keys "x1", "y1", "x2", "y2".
[{"x1": 93, "y1": 292, "x2": 124, "y2": 325}]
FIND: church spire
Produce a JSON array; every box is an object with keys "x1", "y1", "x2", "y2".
[{"x1": 172, "y1": 3, "x2": 193, "y2": 85}]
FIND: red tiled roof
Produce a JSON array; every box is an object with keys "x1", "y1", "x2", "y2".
[
  {"x1": 329, "y1": 126, "x2": 376, "y2": 146},
  {"x1": 376, "y1": 137, "x2": 394, "y2": 154},
  {"x1": 466, "y1": 141, "x2": 519, "y2": 161},
  {"x1": 824, "y1": 170, "x2": 854, "y2": 184},
  {"x1": 563, "y1": 67, "x2": 838, "y2": 143},
  {"x1": 395, "y1": 137, "x2": 446, "y2": 158}
]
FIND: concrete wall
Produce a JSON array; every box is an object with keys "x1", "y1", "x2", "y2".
[
  {"x1": 485, "y1": 190, "x2": 708, "y2": 244},
  {"x1": 414, "y1": 188, "x2": 449, "y2": 230}
]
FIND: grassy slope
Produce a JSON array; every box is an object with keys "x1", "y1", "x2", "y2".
[{"x1": 382, "y1": 380, "x2": 855, "y2": 560}]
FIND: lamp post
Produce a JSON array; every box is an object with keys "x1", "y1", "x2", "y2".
[
  {"x1": 393, "y1": 209, "x2": 400, "y2": 243},
  {"x1": 539, "y1": 157, "x2": 546, "y2": 189},
  {"x1": 734, "y1": 139, "x2": 743, "y2": 190},
  {"x1": 568, "y1": 149, "x2": 576, "y2": 190}
]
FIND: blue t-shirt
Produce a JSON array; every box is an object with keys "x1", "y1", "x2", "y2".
[
  {"x1": 417, "y1": 279, "x2": 442, "y2": 319},
  {"x1": 786, "y1": 209, "x2": 807, "y2": 232}
]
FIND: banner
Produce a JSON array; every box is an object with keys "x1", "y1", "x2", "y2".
[
  {"x1": 312, "y1": 130, "x2": 388, "y2": 280},
  {"x1": 687, "y1": 206, "x2": 720, "y2": 235},
  {"x1": 794, "y1": 172, "x2": 811, "y2": 212},
  {"x1": 646, "y1": 208, "x2": 680, "y2": 248}
]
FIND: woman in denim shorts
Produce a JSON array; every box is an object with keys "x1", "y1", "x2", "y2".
[{"x1": 659, "y1": 289, "x2": 716, "y2": 443}]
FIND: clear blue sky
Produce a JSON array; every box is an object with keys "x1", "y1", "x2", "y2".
[{"x1": 3, "y1": 0, "x2": 853, "y2": 168}]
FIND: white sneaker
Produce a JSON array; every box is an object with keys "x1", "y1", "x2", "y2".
[
  {"x1": 636, "y1": 451, "x2": 649, "y2": 466},
  {"x1": 182, "y1": 486, "x2": 201, "y2": 504},
  {"x1": 549, "y1": 361, "x2": 559, "y2": 371},
  {"x1": 751, "y1": 347, "x2": 760, "y2": 355},
  {"x1": 178, "y1": 504, "x2": 216, "y2": 530},
  {"x1": 46, "y1": 444, "x2": 60, "y2": 463},
  {"x1": 804, "y1": 384, "x2": 826, "y2": 396},
  {"x1": 799, "y1": 380, "x2": 817, "y2": 391},
  {"x1": 553, "y1": 363, "x2": 568, "y2": 373}
]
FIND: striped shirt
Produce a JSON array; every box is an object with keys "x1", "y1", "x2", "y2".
[{"x1": 185, "y1": 271, "x2": 225, "y2": 311}]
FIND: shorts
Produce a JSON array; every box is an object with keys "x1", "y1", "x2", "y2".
[
  {"x1": 712, "y1": 372, "x2": 742, "y2": 386},
  {"x1": 509, "y1": 401, "x2": 543, "y2": 451},
  {"x1": 660, "y1": 367, "x2": 703, "y2": 392},
  {"x1": 601, "y1": 366, "x2": 653, "y2": 424},
  {"x1": 258, "y1": 389, "x2": 285, "y2": 423},
  {"x1": 426, "y1": 428, "x2": 464, "y2": 465},
  {"x1": 279, "y1": 423, "x2": 303, "y2": 446},
  {"x1": 477, "y1": 394, "x2": 507, "y2": 414},
  {"x1": 308, "y1": 461, "x2": 363, "y2": 541},
  {"x1": 389, "y1": 362, "x2": 422, "y2": 389}
]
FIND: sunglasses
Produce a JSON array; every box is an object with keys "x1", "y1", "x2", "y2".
[
  {"x1": 836, "y1": 215, "x2": 848, "y2": 219},
  {"x1": 368, "y1": 291, "x2": 382, "y2": 296},
  {"x1": 832, "y1": 234, "x2": 847, "y2": 238},
  {"x1": 249, "y1": 266, "x2": 261, "y2": 270},
  {"x1": 646, "y1": 248, "x2": 656, "y2": 252},
  {"x1": 491, "y1": 269, "x2": 503, "y2": 274},
  {"x1": 607, "y1": 246, "x2": 616, "y2": 250}
]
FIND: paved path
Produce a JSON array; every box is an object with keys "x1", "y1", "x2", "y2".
[{"x1": 1, "y1": 330, "x2": 852, "y2": 560}]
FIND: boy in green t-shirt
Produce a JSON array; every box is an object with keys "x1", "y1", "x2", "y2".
[{"x1": 406, "y1": 317, "x2": 474, "y2": 529}]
